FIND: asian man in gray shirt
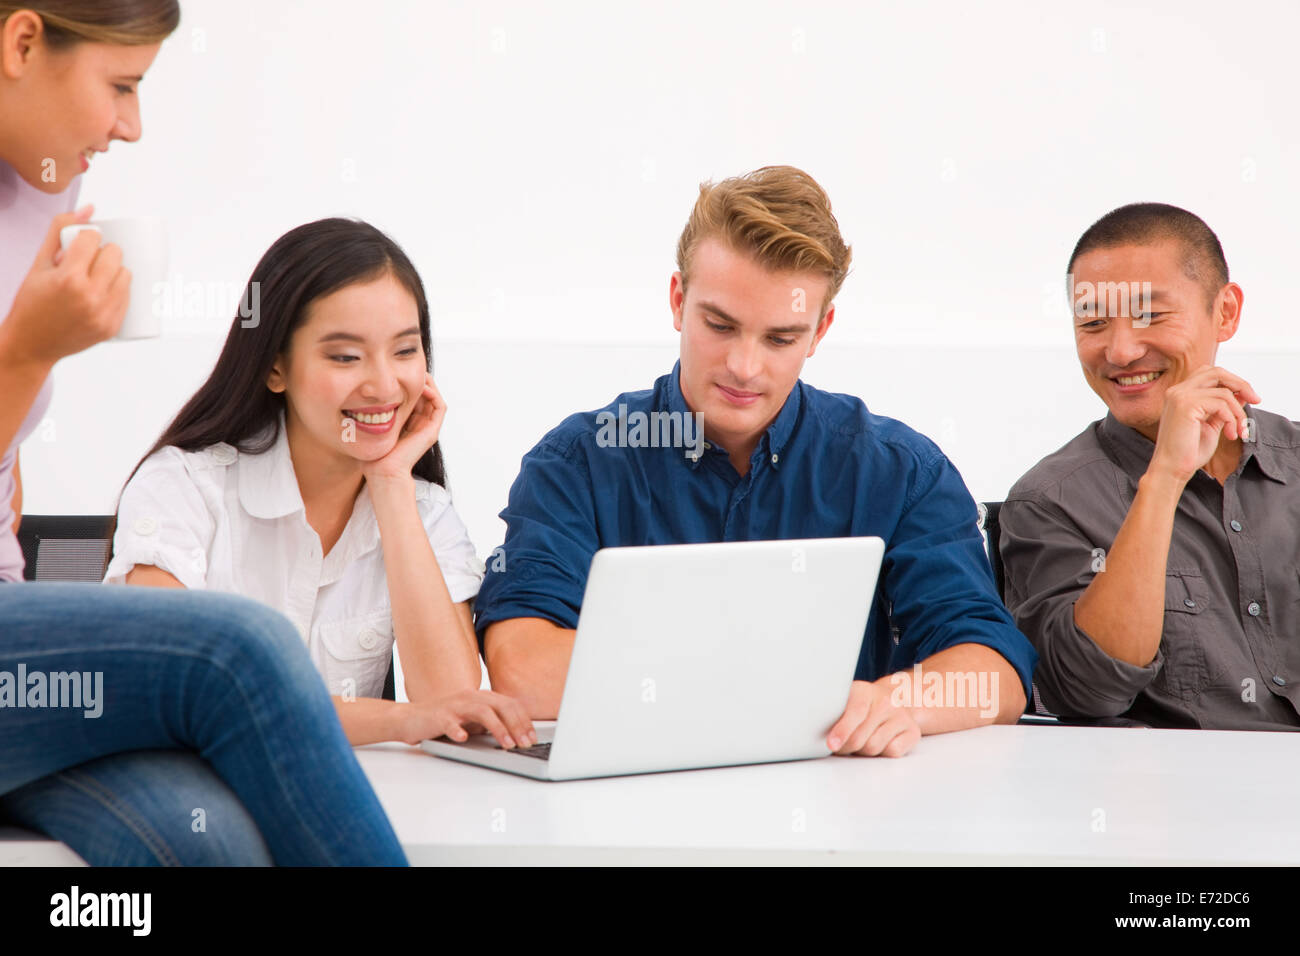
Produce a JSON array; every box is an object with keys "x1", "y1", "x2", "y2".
[{"x1": 1000, "y1": 202, "x2": 1300, "y2": 730}]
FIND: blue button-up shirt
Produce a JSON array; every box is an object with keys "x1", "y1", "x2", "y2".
[{"x1": 475, "y1": 362, "x2": 1036, "y2": 695}]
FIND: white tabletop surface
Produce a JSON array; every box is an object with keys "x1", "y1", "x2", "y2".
[{"x1": 357, "y1": 722, "x2": 1300, "y2": 865}]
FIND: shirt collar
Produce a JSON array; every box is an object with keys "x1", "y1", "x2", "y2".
[
  {"x1": 665, "y1": 360, "x2": 803, "y2": 472},
  {"x1": 235, "y1": 414, "x2": 388, "y2": 576},
  {"x1": 1241, "y1": 409, "x2": 1289, "y2": 484},
  {"x1": 237, "y1": 415, "x2": 305, "y2": 519},
  {"x1": 762, "y1": 378, "x2": 802, "y2": 467},
  {"x1": 664, "y1": 363, "x2": 709, "y2": 471},
  {"x1": 1098, "y1": 406, "x2": 1288, "y2": 485},
  {"x1": 322, "y1": 484, "x2": 383, "y2": 584}
]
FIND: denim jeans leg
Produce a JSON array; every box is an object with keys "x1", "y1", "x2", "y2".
[
  {"x1": 0, "y1": 582, "x2": 407, "y2": 865},
  {"x1": 0, "y1": 749, "x2": 274, "y2": 865}
]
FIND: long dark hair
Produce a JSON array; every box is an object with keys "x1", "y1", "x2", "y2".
[{"x1": 124, "y1": 218, "x2": 447, "y2": 496}]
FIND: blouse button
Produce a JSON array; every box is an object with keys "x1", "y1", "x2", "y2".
[
  {"x1": 133, "y1": 517, "x2": 158, "y2": 536},
  {"x1": 359, "y1": 628, "x2": 380, "y2": 650},
  {"x1": 211, "y1": 445, "x2": 237, "y2": 465}
]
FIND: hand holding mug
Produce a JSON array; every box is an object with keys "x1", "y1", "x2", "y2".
[
  {"x1": 58, "y1": 216, "x2": 167, "y2": 340},
  {"x1": 0, "y1": 205, "x2": 130, "y2": 367}
]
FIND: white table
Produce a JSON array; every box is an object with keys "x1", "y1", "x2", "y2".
[
  {"x1": 358, "y1": 723, "x2": 1300, "y2": 865},
  {"x1": 6, "y1": 723, "x2": 1296, "y2": 866},
  {"x1": 0, "y1": 828, "x2": 87, "y2": 866}
]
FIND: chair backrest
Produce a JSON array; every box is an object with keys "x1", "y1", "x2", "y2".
[
  {"x1": 17, "y1": 515, "x2": 115, "y2": 582},
  {"x1": 980, "y1": 501, "x2": 1055, "y2": 719},
  {"x1": 977, "y1": 500, "x2": 1005, "y2": 600},
  {"x1": 16, "y1": 514, "x2": 397, "y2": 701}
]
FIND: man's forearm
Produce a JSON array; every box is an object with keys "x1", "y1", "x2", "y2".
[
  {"x1": 483, "y1": 617, "x2": 575, "y2": 719},
  {"x1": 888, "y1": 642, "x2": 1026, "y2": 734},
  {"x1": 1073, "y1": 470, "x2": 1184, "y2": 666}
]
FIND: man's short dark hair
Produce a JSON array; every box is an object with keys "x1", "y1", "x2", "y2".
[{"x1": 1067, "y1": 202, "x2": 1229, "y2": 309}]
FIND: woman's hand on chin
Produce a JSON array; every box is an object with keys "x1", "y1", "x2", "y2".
[{"x1": 360, "y1": 374, "x2": 446, "y2": 483}]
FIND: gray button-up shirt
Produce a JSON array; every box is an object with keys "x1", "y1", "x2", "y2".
[{"x1": 1000, "y1": 407, "x2": 1300, "y2": 730}]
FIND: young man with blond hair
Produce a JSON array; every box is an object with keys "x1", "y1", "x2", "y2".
[{"x1": 475, "y1": 166, "x2": 1036, "y2": 756}]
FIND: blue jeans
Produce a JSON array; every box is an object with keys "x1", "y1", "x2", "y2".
[{"x1": 0, "y1": 582, "x2": 407, "y2": 866}]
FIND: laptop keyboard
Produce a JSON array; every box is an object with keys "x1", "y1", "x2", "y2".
[{"x1": 510, "y1": 741, "x2": 552, "y2": 761}]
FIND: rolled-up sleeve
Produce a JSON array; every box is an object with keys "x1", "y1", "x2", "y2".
[
  {"x1": 104, "y1": 449, "x2": 214, "y2": 590},
  {"x1": 876, "y1": 448, "x2": 1037, "y2": 700},
  {"x1": 419, "y1": 484, "x2": 483, "y2": 604},
  {"x1": 999, "y1": 494, "x2": 1161, "y2": 717},
  {"x1": 473, "y1": 434, "x2": 598, "y2": 646}
]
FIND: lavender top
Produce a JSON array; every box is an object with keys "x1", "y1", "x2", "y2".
[{"x1": 0, "y1": 158, "x2": 79, "y2": 581}]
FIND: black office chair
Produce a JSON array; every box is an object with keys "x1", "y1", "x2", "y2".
[
  {"x1": 979, "y1": 502, "x2": 1149, "y2": 729},
  {"x1": 978, "y1": 501, "x2": 1006, "y2": 601},
  {"x1": 16, "y1": 514, "x2": 397, "y2": 701},
  {"x1": 18, "y1": 514, "x2": 114, "y2": 583}
]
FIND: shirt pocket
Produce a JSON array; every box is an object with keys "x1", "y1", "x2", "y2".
[
  {"x1": 1154, "y1": 569, "x2": 1210, "y2": 700},
  {"x1": 315, "y1": 609, "x2": 393, "y2": 700}
]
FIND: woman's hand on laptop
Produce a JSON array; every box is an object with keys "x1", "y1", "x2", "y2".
[
  {"x1": 403, "y1": 689, "x2": 536, "y2": 749},
  {"x1": 826, "y1": 679, "x2": 921, "y2": 758}
]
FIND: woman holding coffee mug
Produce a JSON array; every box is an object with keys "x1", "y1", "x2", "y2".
[
  {"x1": 110, "y1": 217, "x2": 537, "y2": 750},
  {"x1": 0, "y1": 2, "x2": 407, "y2": 864}
]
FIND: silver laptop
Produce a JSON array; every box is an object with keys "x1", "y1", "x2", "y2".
[{"x1": 421, "y1": 536, "x2": 885, "y2": 780}]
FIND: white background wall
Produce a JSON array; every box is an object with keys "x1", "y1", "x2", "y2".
[{"x1": 21, "y1": 0, "x2": 1300, "y2": 564}]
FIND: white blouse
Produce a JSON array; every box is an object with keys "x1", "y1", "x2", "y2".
[{"x1": 104, "y1": 419, "x2": 484, "y2": 699}]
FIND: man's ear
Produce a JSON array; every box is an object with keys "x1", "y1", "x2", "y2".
[
  {"x1": 1215, "y1": 282, "x2": 1244, "y2": 344},
  {"x1": 806, "y1": 305, "x2": 835, "y2": 358},
  {"x1": 1, "y1": 11, "x2": 46, "y2": 80},
  {"x1": 266, "y1": 357, "x2": 287, "y2": 393},
  {"x1": 669, "y1": 272, "x2": 686, "y2": 332}
]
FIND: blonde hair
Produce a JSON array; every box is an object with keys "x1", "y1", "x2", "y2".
[
  {"x1": 675, "y1": 165, "x2": 852, "y2": 317},
  {"x1": 0, "y1": 1, "x2": 179, "y2": 47}
]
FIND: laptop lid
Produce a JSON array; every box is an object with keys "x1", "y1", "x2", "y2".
[{"x1": 542, "y1": 536, "x2": 884, "y2": 779}]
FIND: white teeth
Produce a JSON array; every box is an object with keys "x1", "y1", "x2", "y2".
[
  {"x1": 345, "y1": 409, "x2": 395, "y2": 425},
  {"x1": 1117, "y1": 371, "x2": 1163, "y2": 386}
]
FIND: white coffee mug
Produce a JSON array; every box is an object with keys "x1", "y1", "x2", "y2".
[{"x1": 59, "y1": 217, "x2": 168, "y2": 340}]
